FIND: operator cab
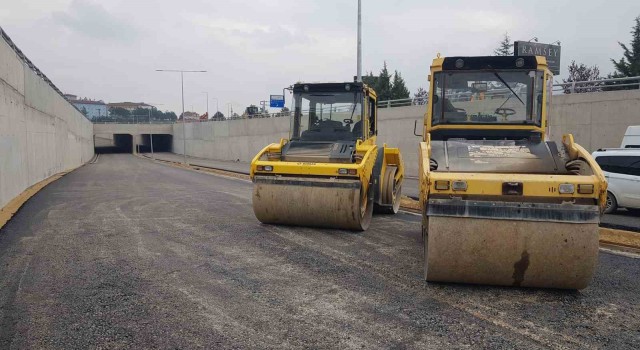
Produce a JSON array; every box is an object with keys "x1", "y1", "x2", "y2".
[
  {"x1": 428, "y1": 56, "x2": 550, "y2": 141},
  {"x1": 282, "y1": 82, "x2": 377, "y2": 163}
]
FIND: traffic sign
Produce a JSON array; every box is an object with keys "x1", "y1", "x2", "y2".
[{"x1": 270, "y1": 95, "x2": 285, "y2": 108}]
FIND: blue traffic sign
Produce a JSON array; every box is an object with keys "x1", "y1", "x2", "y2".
[{"x1": 270, "y1": 94, "x2": 285, "y2": 108}]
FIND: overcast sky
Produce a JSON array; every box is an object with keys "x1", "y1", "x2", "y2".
[{"x1": 1, "y1": 0, "x2": 638, "y2": 115}]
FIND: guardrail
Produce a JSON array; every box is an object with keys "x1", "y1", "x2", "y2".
[{"x1": 553, "y1": 76, "x2": 640, "y2": 93}]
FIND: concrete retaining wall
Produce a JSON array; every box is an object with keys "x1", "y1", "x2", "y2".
[
  {"x1": 0, "y1": 33, "x2": 94, "y2": 208},
  {"x1": 176, "y1": 91, "x2": 640, "y2": 179}
]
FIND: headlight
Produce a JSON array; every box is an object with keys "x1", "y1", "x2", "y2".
[
  {"x1": 452, "y1": 181, "x2": 468, "y2": 191},
  {"x1": 435, "y1": 180, "x2": 450, "y2": 190},
  {"x1": 264, "y1": 165, "x2": 273, "y2": 172},
  {"x1": 338, "y1": 168, "x2": 357, "y2": 175},
  {"x1": 559, "y1": 184, "x2": 575, "y2": 194}
]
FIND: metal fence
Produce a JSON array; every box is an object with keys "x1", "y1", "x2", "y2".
[{"x1": 552, "y1": 76, "x2": 640, "y2": 93}]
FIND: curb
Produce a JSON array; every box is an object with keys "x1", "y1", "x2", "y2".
[
  {"x1": 600, "y1": 228, "x2": 640, "y2": 250},
  {"x1": 0, "y1": 155, "x2": 96, "y2": 231},
  {"x1": 1, "y1": 172, "x2": 68, "y2": 230}
]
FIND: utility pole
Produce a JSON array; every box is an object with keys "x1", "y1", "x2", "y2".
[
  {"x1": 357, "y1": 0, "x2": 362, "y2": 83},
  {"x1": 156, "y1": 69, "x2": 207, "y2": 164}
]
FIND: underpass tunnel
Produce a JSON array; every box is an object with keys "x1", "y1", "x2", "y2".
[
  {"x1": 95, "y1": 134, "x2": 134, "y2": 154},
  {"x1": 135, "y1": 134, "x2": 173, "y2": 153}
]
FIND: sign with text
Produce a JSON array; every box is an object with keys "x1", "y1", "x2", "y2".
[
  {"x1": 514, "y1": 41, "x2": 562, "y2": 75},
  {"x1": 270, "y1": 94, "x2": 285, "y2": 108}
]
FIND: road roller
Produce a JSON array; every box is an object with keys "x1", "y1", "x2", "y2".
[
  {"x1": 419, "y1": 55, "x2": 607, "y2": 289},
  {"x1": 251, "y1": 82, "x2": 404, "y2": 231}
]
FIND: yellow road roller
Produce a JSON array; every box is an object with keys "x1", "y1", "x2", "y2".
[
  {"x1": 251, "y1": 82, "x2": 404, "y2": 231},
  {"x1": 419, "y1": 55, "x2": 607, "y2": 289}
]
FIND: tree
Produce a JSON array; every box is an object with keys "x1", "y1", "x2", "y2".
[
  {"x1": 494, "y1": 32, "x2": 513, "y2": 56},
  {"x1": 109, "y1": 107, "x2": 130, "y2": 118},
  {"x1": 390, "y1": 71, "x2": 410, "y2": 100},
  {"x1": 211, "y1": 111, "x2": 225, "y2": 120},
  {"x1": 413, "y1": 87, "x2": 428, "y2": 105},
  {"x1": 562, "y1": 61, "x2": 603, "y2": 93},
  {"x1": 375, "y1": 62, "x2": 393, "y2": 101},
  {"x1": 81, "y1": 106, "x2": 89, "y2": 117},
  {"x1": 362, "y1": 71, "x2": 378, "y2": 88},
  {"x1": 607, "y1": 16, "x2": 640, "y2": 90}
]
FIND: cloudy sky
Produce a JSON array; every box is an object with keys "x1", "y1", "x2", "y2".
[{"x1": 1, "y1": 0, "x2": 638, "y2": 115}]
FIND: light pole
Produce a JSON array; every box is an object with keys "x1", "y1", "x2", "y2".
[
  {"x1": 226, "y1": 102, "x2": 233, "y2": 119},
  {"x1": 356, "y1": 0, "x2": 362, "y2": 83},
  {"x1": 156, "y1": 69, "x2": 207, "y2": 164}
]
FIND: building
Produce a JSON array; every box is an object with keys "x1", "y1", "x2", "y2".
[
  {"x1": 108, "y1": 102, "x2": 153, "y2": 112},
  {"x1": 64, "y1": 94, "x2": 108, "y2": 120},
  {"x1": 179, "y1": 111, "x2": 201, "y2": 122}
]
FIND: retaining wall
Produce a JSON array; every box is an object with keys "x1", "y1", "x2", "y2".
[{"x1": 0, "y1": 31, "x2": 94, "y2": 208}]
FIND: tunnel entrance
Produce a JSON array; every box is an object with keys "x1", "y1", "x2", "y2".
[
  {"x1": 135, "y1": 134, "x2": 173, "y2": 153},
  {"x1": 95, "y1": 134, "x2": 134, "y2": 154}
]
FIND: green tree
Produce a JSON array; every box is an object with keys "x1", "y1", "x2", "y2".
[
  {"x1": 562, "y1": 61, "x2": 603, "y2": 93},
  {"x1": 607, "y1": 16, "x2": 640, "y2": 90},
  {"x1": 413, "y1": 87, "x2": 428, "y2": 105},
  {"x1": 375, "y1": 62, "x2": 392, "y2": 101},
  {"x1": 362, "y1": 71, "x2": 378, "y2": 88},
  {"x1": 494, "y1": 32, "x2": 513, "y2": 56},
  {"x1": 81, "y1": 106, "x2": 89, "y2": 117},
  {"x1": 391, "y1": 71, "x2": 410, "y2": 100},
  {"x1": 109, "y1": 107, "x2": 130, "y2": 118}
]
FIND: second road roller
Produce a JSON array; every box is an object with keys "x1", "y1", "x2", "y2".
[
  {"x1": 251, "y1": 82, "x2": 404, "y2": 231},
  {"x1": 419, "y1": 55, "x2": 607, "y2": 289}
]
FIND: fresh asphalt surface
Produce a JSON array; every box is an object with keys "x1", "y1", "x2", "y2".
[
  {"x1": 0, "y1": 154, "x2": 639, "y2": 349},
  {"x1": 145, "y1": 152, "x2": 640, "y2": 231}
]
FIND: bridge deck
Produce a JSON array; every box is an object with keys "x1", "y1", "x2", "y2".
[{"x1": 0, "y1": 154, "x2": 638, "y2": 349}]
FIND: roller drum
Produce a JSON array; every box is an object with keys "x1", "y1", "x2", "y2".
[
  {"x1": 253, "y1": 176, "x2": 372, "y2": 231},
  {"x1": 425, "y1": 216, "x2": 599, "y2": 289}
]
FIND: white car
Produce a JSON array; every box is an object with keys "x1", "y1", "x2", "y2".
[{"x1": 592, "y1": 148, "x2": 640, "y2": 214}]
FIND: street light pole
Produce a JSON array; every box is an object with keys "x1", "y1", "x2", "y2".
[
  {"x1": 357, "y1": 0, "x2": 362, "y2": 83},
  {"x1": 156, "y1": 69, "x2": 207, "y2": 164}
]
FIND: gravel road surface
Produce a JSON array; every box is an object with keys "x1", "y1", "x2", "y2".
[{"x1": 0, "y1": 154, "x2": 638, "y2": 349}]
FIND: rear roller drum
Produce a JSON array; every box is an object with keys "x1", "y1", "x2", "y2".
[{"x1": 376, "y1": 166, "x2": 402, "y2": 214}]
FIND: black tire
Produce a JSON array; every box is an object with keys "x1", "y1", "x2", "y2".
[{"x1": 604, "y1": 191, "x2": 618, "y2": 214}]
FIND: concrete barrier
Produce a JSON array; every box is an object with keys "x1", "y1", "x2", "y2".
[
  {"x1": 175, "y1": 91, "x2": 640, "y2": 179},
  {"x1": 0, "y1": 31, "x2": 94, "y2": 209}
]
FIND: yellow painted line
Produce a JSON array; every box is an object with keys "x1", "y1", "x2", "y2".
[
  {"x1": 0, "y1": 172, "x2": 68, "y2": 230},
  {"x1": 600, "y1": 228, "x2": 640, "y2": 249}
]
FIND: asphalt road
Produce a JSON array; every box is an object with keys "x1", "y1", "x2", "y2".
[
  {"x1": 1, "y1": 154, "x2": 639, "y2": 349},
  {"x1": 144, "y1": 152, "x2": 640, "y2": 232}
]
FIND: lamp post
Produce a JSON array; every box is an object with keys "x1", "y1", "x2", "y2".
[
  {"x1": 356, "y1": 0, "x2": 362, "y2": 83},
  {"x1": 226, "y1": 102, "x2": 233, "y2": 119},
  {"x1": 156, "y1": 69, "x2": 207, "y2": 164}
]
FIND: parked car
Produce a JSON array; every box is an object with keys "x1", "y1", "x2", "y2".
[
  {"x1": 621, "y1": 125, "x2": 640, "y2": 149},
  {"x1": 592, "y1": 148, "x2": 640, "y2": 214}
]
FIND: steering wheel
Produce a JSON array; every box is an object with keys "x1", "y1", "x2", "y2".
[
  {"x1": 495, "y1": 108, "x2": 516, "y2": 121},
  {"x1": 343, "y1": 119, "x2": 353, "y2": 125}
]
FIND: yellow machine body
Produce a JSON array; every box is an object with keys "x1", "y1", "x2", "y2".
[
  {"x1": 251, "y1": 82, "x2": 404, "y2": 231},
  {"x1": 419, "y1": 55, "x2": 607, "y2": 289}
]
